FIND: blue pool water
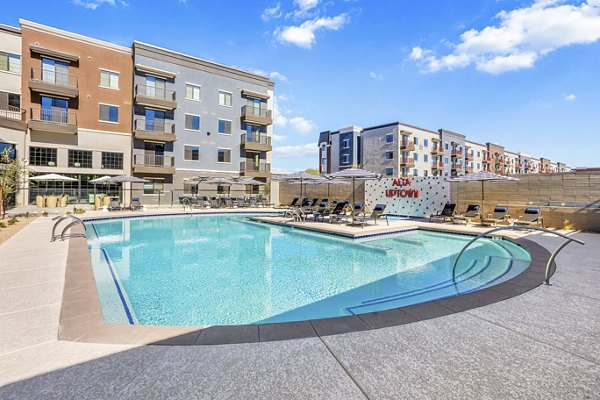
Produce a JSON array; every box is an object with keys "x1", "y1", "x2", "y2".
[{"x1": 86, "y1": 214, "x2": 531, "y2": 326}]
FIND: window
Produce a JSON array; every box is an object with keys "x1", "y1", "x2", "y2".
[
  {"x1": 445, "y1": 157, "x2": 449, "y2": 164},
  {"x1": 68, "y1": 150, "x2": 93, "y2": 168},
  {"x1": 218, "y1": 90, "x2": 232, "y2": 107},
  {"x1": 29, "y1": 147, "x2": 57, "y2": 166},
  {"x1": 0, "y1": 52, "x2": 20, "y2": 73},
  {"x1": 0, "y1": 142, "x2": 16, "y2": 161},
  {"x1": 217, "y1": 148, "x2": 231, "y2": 163},
  {"x1": 424, "y1": 154, "x2": 428, "y2": 162},
  {"x1": 145, "y1": 76, "x2": 166, "y2": 98},
  {"x1": 41, "y1": 58, "x2": 69, "y2": 85},
  {"x1": 424, "y1": 170, "x2": 428, "y2": 177},
  {"x1": 144, "y1": 178, "x2": 164, "y2": 195},
  {"x1": 8, "y1": 93, "x2": 20, "y2": 108},
  {"x1": 385, "y1": 134, "x2": 394, "y2": 143},
  {"x1": 342, "y1": 139, "x2": 350, "y2": 149},
  {"x1": 99, "y1": 104, "x2": 119, "y2": 123},
  {"x1": 424, "y1": 139, "x2": 428, "y2": 147},
  {"x1": 101, "y1": 152, "x2": 123, "y2": 169},
  {"x1": 41, "y1": 96, "x2": 68, "y2": 123},
  {"x1": 444, "y1": 142, "x2": 449, "y2": 150},
  {"x1": 413, "y1": 169, "x2": 418, "y2": 176},
  {"x1": 413, "y1": 153, "x2": 419, "y2": 161},
  {"x1": 184, "y1": 145, "x2": 200, "y2": 161},
  {"x1": 186, "y1": 84, "x2": 201, "y2": 101},
  {"x1": 321, "y1": 157, "x2": 327, "y2": 164},
  {"x1": 385, "y1": 151, "x2": 394, "y2": 160},
  {"x1": 100, "y1": 70, "x2": 119, "y2": 89},
  {"x1": 342, "y1": 154, "x2": 350, "y2": 163},
  {"x1": 477, "y1": 163, "x2": 480, "y2": 169},
  {"x1": 414, "y1": 137, "x2": 419, "y2": 145},
  {"x1": 218, "y1": 119, "x2": 231, "y2": 134},
  {"x1": 477, "y1": 151, "x2": 481, "y2": 157},
  {"x1": 185, "y1": 114, "x2": 201, "y2": 131},
  {"x1": 385, "y1": 167, "x2": 394, "y2": 176}
]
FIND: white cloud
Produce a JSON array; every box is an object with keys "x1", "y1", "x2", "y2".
[
  {"x1": 272, "y1": 134, "x2": 287, "y2": 142},
  {"x1": 274, "y1": 13, "x2": 349, "y2": 48},
  {"x1": 268, "y1": 71, "x2": 289, "y2": 82},
  {"x1": 261, "y1": 3, "x2": 282, "y2": 21},
  {"x1": 289, "y1": 116, "x2": 316, "y2": 134},
  {"x1": 295, "y1": 0, "x2": 320, "y2": 12},
  {"x1": 368, "y1": 71, "x2": 384, "y2": 80},
  {"x1": 411, "y1": 0, "x2": 600, "y2": 74},
  {"x1": 273, "y1": 143, "x2": 318, "y2": 157},
  {"x1": 72, "y1": 0, "x2": 115, "y2": 9},
  {"x1": 564, "y1": 93, "x2": 577, "y2": 101},
  {"x1": 244, "y1": 68, "x2": 289, "y2": 82},
  {"x1": 273, "y1": 96, "x2": 288, "y2": 128}
]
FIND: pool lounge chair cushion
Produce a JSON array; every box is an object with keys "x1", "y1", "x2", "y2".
[
  {"x1": 130, "y1": 198, "x2": 143, "y2": 211},
  {"x1": 481, "y1": 206, "x2": 510, "y2": 226},
  {"x1": 514, "y1": 207, "x2": 543, "y2": 227},
  {"x1": 453, "y1": 204, "x2": 481, "y2": 224},
  {"x1": 108, "y1": 198, "x2": 122, "y2": 211}
]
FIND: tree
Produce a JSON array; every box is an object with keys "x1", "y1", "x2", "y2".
[
  {"x1": 0, "y1": 149, "x2": 29, "y2": 219},
  {"x1": 305, "y1": 168, "x2": 320, "y2": 176}
]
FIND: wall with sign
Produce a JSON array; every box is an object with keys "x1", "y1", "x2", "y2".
[{"x1": 365, "y1": 177, "x2": 449, "y2": 217}]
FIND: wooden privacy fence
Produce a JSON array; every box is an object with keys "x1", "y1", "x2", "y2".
[{"x1": 450, "y1": 171, "x2": 600, "y2": 232}]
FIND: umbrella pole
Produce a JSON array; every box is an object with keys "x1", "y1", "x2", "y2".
[
  {"x1": 352, "y1": 177, "x2": 356, "y2": 206},
  {"x1": 482, "y1": 180, "x2": 485, "y2": 215}
]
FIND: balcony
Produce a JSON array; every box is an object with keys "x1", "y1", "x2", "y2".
[
  {"x1": 241, "y1": 105, "x2": 272, "y2": 126},
  {"x1": 400, "y1": 157, "x2": 415, "y2": 167},
  {"x1": 134, "y1": 84, "x2": 177, "y2": 110},
  {"x1": 465, "y1": 153, "x2": 474, "y2": 161},
  {"x1": 133, "y1": 118, "x2": 176, "y2": 142},
  {"x1": 29, "y1": 68, "x2": 78, "y2": 98},
  {"x1": 431, "y1": 147, "x2": 444, "y2": 155},
  {"x1": 466, "y1": 166, "x2": 474, "y2": 173},
  {"x1": 452, "y1": 163, "x2": 464, "y2": 172},
  {"x1": 29, "y1": 107, "x2": 77, "y2": 135},
  {"x1": 400, "y1": 141, "x2": 415, "y2": 151},
  {"x1": 241, "y1": 133, "x2": 272, "y2": 152},
  {"x1": 0, "y1": 105, "x2": 26, "y2": 130},
  {"x1": 132, "y1": 154, "x2": 175, "y2": 174},
  {"x1": 451, "y1": 149, "x2": 463, "y2": 158},
  {"x1": 432, "y1": 161, "x2": 444, "y2": 170},
  {"x1": 240, "y1": 161, "x2": 271, "y2": 178}
]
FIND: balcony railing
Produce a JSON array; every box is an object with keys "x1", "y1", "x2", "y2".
[
  {"x1": 432, "y1": 161, "x2": 444, "y2": 169},
  {"x1": 431, "y1": 147, "x2": 444, "y2": 155},
  {"x1": 241, "y1": 133, "x2": 271, "y2": 147},
  {"x1": 452, "y1": 164, "x2": 464, "y2": 171},
  {"x1": 134, "y1": 118, "x2": 175, "y2": 134},
  {"x1": 135, "y1": 84, "x2": 176, "y2": 101},
  {"x1": 400, "y1": 157, "x2": 414, "y2": 166},
  {"x1": 451, "y1": 150, "x2": 463, "y2": 158},
  {"x1": 240, "y1": 161, "x2": 271, "y2": 173},
  {"x1": 134, "y1": 154, "x2": 174, "y2": 168},
  {"x1": 465, "y1": 153, "x2": 474, "y2": 160},
  {"x1": 400, "y1": 141, "x2": 415, "y2": 151},
  {"x1": 30, "y1": 68, "x2": 78, "y2": 88},
  {"x1": 0, "y1": 105, "x2": 25, "y2": 121},
  {"x1": 241, "y1": 105, "x2": 272, "y2": 120},
  {"x1": 30, "y1": 107, "x2": 77, "y2": 125}
]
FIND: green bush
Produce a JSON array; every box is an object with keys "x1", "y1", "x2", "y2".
[
  {"x1": 7, "y1": 217, "x2": 18, "y2": 225},
  {"x1": 0, "y1": 222, "x2": 6, "y2": 228},
  {"x1": 42, "y1": 212, "x2": 48, "y2": 217}
]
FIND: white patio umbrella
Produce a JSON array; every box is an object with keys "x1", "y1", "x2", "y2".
[
  {"x1": 273, "y1": 172, "x2": 327, "y2": 198},
  {"x1": 29, "y1": 173, "x2": 77, "y2": 193},
  {"x1": 327, "y1": 168, "x2": 381, "y2": 206},
  {"x1": 447, "y1": 171, "x2": 520, "y2": 211},
  {"x1": 203, "y1": 177, "x2": 239, "y2": 196},
  {"x1": 106, "y1": 175, "x2": 150, "y2": 207},
  {"x1": 89, "y1": 175, "x2": 113, "y2": 202}
]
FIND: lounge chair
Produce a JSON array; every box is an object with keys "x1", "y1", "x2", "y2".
[
  {"x1": 316, "y1": 202, "x2": 345, "y2": 223},
  {"x1": 108, "y1": 197, "x2": 122, "y2": 211},
  {"x1": 130, "y1": 198, "x2": 143, "y2": 211},
  {"x1": 453, "y1": 204, "x2": 481, "y2": 225},
  {"x1": 429, "y1": 203, "x2": 456, "y2": 223},
  {"x1": 514, "y1": 207, "x2": 544, "y2": 227},
  {"x1": 481, "y1": 206, "x2": 510, "y2": 226},
  {"x1": 308, "y1": 200, "x2": 329, "y2": 220},
  {"x1": 237, "y1": 197, "x2": 249, "y2": 208},
  {"x1": 223, "y1": 197, "x2": 234, "y2": 208},
  {"x1": 342, "y1": 202, "x2": 366, "y2": 225},
  {"x1": 288, "y1": 198, "x2": 299, "y2": 207},
  {"x1": 209, "y1": 197, "x2": 220, "y2": 208},
  {"x1": 355, "y1": 204, "x2": 389, "y2": 227},
  {"x1": 249, "y1": 197, "x2": 258, "y2": 207}
]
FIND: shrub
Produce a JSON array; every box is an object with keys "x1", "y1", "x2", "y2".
[
  {"x1": 42, "y1": 212, "x2": 48, "y2": 217},
  {"x1": 0, "y1": 222, "x2": 6, "y2": 228},
  {"x1": 7, "y1": 217, "x2": 18, "y2": 225}
]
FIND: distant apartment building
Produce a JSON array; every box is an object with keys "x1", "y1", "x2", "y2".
[
  {"x1": 319, "y1": 121, "x2": 570, "y2": 177},
  {"x1": 0, "y1": 24, "x2": 26, "y2": 204},
  {"x1": 131, "y1": 41, "x2": 273, "y2": 194},
  {"x1": 18, "y1": 19, "x2": 133, "y2": 202}
]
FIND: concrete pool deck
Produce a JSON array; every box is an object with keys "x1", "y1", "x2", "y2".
[{"x1": 0, "y1": 211, "x2": 599, "y2": 399}]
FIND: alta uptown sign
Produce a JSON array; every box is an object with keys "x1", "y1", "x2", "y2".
[{"x1": 385, "y1": 178, "x2": 420, "y2": 198}]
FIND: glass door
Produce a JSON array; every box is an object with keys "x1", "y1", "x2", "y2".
[
  {"x1": 41, "y1": 96, "x2": 68, "y2": 123},
  {"x1": 42, "y1": 58, "x2": 69, "y2": 85}
]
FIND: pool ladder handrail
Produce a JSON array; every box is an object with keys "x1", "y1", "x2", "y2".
[
  {"x1": 181, "y1": 197, "x2": 193, "y2": 214},
  {"x1": 51, "y1": 215, "x2": 87, "y2": 242},
  {"x1": 451, "y1": 226, "x2": 584, "y2": 285}
]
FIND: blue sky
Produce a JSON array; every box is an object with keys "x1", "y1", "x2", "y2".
[{"x1": 3, "y1": 0, "x2": 600, "y2": 171}]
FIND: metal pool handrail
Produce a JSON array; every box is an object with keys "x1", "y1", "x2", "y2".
[
  {"x1": 451, "y1": 226, "x2": 585, "y2": 285},
  {"x1": 51, "y1": 215, "x2": 87, "y2": 242}
]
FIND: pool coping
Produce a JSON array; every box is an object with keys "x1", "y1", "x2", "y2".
[{"x1": 58, "y1": 216, "x2": 552, "y2": 346}]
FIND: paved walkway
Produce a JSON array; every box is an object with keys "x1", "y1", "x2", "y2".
[{"x1": 0, "y1": 215, "x2": 598, "y2": 399}]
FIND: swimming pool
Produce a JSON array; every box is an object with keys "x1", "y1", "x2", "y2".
[{"x1": 86, "y1": 214, "x2": 531, "y2": 326}]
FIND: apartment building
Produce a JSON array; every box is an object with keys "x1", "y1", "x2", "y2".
[
  {"x1": 19, "y1": 19, "x2": 132, "y2": 201},
  {"x1": 131, "y1": 41, "x2": 274, "y2": 194},
  {"x1": 319, "y1": 120, "x2": 569, "y2": 177},
  {"x1": 0, "y1": 24, "x2": 27, "y2": 203}
]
